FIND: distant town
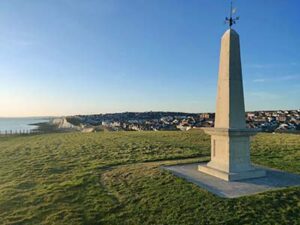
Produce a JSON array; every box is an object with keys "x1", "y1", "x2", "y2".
[{"x1": 49, "y1": 110, "x2": 300, "y2": 133}]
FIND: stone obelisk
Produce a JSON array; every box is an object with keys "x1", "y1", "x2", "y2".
[{"x1": 198, "y1": 26, "x2": 266, "y2": 181}]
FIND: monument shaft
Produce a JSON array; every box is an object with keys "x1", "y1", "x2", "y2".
[
  {"x1": 198, "y1": 29, "x2": 265, "y2": 181},
  {"x1": 215, "y1": 29, "x2": 245, "y2": 129}
]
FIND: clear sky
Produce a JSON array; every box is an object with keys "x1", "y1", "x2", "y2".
[{"x1": 0, "y1": 0, "x2": 299, "y2": 117}]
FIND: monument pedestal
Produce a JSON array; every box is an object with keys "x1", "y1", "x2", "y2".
[
  {"x1": 198, "y1": 128, "x2": 266, "y2": 181},
  {"x1": 198, "y1": 164, "x2": 266, "y2": 181}
]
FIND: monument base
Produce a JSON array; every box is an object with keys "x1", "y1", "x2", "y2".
[
  {"x1": 198, "y1": 164, "x2": 266, "y2": 181},
  {"x1": 163, "y1": 163, "x2": 300, "y2": 198}
]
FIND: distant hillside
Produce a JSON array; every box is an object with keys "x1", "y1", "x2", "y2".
[{"x1": 74, "y1": 111, "x2": 200, "y2": 122}]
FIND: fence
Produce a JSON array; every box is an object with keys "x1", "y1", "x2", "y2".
[{"x1": 0, "y1": 129, "x2": 37, "y2": 136}]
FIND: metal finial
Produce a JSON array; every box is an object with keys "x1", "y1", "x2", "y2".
[{"x1": 225, "y1": 0, "x2": 239, "y2": 28}]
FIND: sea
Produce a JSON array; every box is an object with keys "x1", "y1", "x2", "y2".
[{"x1": 0, "y1": 117, "x2": 50, "y2": 134}]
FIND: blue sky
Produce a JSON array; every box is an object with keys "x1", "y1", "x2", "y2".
[{"x1": 0, "y1": 0, "x2": 299, "y2": 117}]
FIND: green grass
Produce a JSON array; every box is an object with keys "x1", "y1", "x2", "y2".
[{"x1": 0, "y1": 130, "x2": 299, "y2": 225}]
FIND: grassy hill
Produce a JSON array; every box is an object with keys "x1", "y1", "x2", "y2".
[{"x1": 0, "y1": 130, "x2": 299, "y2": 225}]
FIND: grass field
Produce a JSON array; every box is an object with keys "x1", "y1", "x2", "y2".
[{"x1": 0, "y1": 130, "x2": 299, "y2": 225}]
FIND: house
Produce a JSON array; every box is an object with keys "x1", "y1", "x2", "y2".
[
  {"x1": 200, "y1": 113, "x2": 214, "y2": 119},
  {"x1": 247, "y1": 113, "x2": 256, "y2": 118},
  {"x1": 277, "y1": 116, "x2": 287, "y2": 122}
]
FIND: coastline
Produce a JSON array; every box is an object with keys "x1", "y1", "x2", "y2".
[
  {"x1": 31, "y1": 121, "x2": 77, "y2": 134},
  {"x1": 30, "y1": 122, "x2": 60, "y2": 133}
]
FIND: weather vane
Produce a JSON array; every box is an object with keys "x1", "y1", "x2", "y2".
[{"x1": 225, "y1": 0, "x2": 239, "y2": 28}]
